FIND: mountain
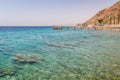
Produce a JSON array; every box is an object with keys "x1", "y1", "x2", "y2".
[{"x1": 86, "y1": 1, "x2": 120, "y2": 26}]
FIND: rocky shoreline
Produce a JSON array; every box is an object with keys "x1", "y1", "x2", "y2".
[
  {"x1": 87, "y1": 24, "x2": 120, "y2": 31},
  {"x1": 86, "y1": 1, "x2": 120, "y2": 29}
]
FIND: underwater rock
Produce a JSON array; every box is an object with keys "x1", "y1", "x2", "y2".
[
  {"x1": 12, "y1": 54, "x2": 42, "y2": 64},
  {"x1": 45, "y1": 42, "x2": 73, "y2": 48},
  {"x1": 0, "y1": 69, "x2": 15, "y2": 77}
]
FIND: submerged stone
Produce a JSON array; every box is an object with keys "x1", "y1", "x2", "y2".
[
  {"x1": 45, "y1": 42, "x2": 73, "y2": 48},
  {"x1": 0, "y1": 69, "x2": 15, "y2": 77},
  {"x1": 12, "y1": 54, "x2": 42, "y2": 64}
]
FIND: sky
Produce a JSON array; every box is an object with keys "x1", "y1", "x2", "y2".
[{"x1": 0, "y1": 0, "x2": 119, "y2": 26}]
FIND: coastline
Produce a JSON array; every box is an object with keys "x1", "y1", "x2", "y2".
[{"x1": 87, "y1": 24, "x2": 120, "y2": 31}]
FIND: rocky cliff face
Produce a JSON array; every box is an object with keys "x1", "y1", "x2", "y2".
[{"x1": 86, "y1": 1, "x2": 120, "y2": 26}]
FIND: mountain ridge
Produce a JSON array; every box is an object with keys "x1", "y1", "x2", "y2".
[{"x1": 86, "y1": 1, "x2": 120, "y2": 26}]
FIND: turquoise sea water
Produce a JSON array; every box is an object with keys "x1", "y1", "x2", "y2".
[{"x1": 0, "y1": 27, "x2": 120, "y2": 80}]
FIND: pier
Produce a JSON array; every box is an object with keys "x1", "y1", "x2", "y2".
[
  {"x1": 53, "y1": 26, "x2": 84, "y2": 30},
  {"x1": 53, "y1": 24, "x2": 83, "y2": 30}
]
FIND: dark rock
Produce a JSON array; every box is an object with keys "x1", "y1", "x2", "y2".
[
  {"x1": 45, "y1": 42, "x2": 73, "y2": 48},
  {"x1": 12, "y1": 54, "x2": 42, "y2": 64},
  {"x1": 0, "y1": 69, "x2": 15, "y2": 77}
]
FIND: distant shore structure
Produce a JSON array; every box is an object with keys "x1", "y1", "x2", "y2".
[
  {"x1": 75, "y1": 24, "x2": 82, "y2": 28},
  {"x1": 52, "y1": 24, "x2": 84, "y2": 30},
  {"x1": 53, "y1": 24, "x2": 84, "y2": 30},
  {"x1": 74, "y1": 24, "x2": 84, "y2": 30},
  {"x1": 53, "y1": 25, "x2": 62, "y2": 30}
]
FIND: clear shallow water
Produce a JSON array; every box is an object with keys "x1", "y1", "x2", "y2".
[{"x1": 0, "y1": 27, "x2": 120, "y2": 80}]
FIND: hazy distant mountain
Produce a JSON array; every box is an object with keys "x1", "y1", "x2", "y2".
[{"x1": 86, "y1": 1, "x2": 120, "y2": 26}]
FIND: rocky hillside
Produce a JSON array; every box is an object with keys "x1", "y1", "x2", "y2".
[{"x1": 86, "y1": 1, "x2": 120, "y2": 26}]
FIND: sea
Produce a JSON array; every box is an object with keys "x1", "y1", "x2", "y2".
[{"x1": 0, "y1": 26, "x2": 120, "y2": 80}]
